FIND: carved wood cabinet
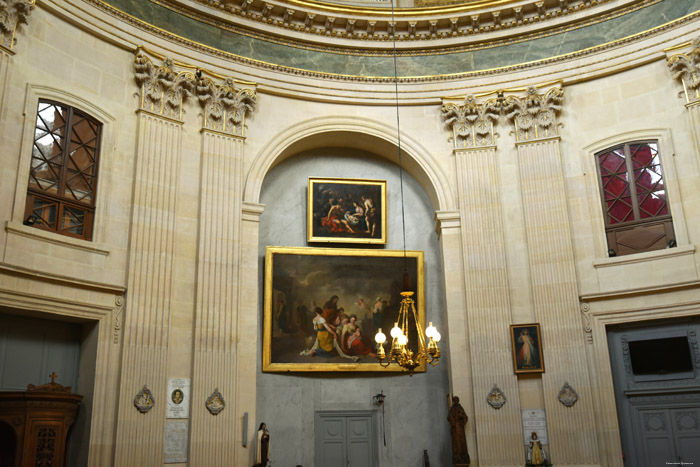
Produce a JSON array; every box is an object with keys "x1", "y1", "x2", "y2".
[{"x1": 0, "y1": 379, "x2": 82, "y2": 467}]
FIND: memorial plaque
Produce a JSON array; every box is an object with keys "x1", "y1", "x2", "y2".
[
  {"x1": 521, "y1": 408, "x2": 548, "y2": 444},
  {"x1": 164, "y1": 420, "x2": 189, "y2": 463},
  {"x1": 167, "y1": 378, "x2": 190, "y2": 419}
]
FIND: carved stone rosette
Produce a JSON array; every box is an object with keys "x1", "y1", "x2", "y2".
[
  {"x1": 667, "y1": 38, "x2": 700, "y2": 104},
  {"x1": 486, "y1": 384, "x2": 506, "y2": 409},
  {"x1": 134, "y1": 385, "x2": 155, "y2": 413},
  {"x1": 195, "y1": 72, "x2": 257, "y2": 136},
  {"x1": 504, "y1": 85, "x2": 563, "y2": 142},
  {"x1": 205, "y1": 388, "x2": 225, "y2": 415},
  {"x1": 557, "y1": 381, "x2": 579, "y2": 407},
  {"x1": 442, "y1": 94, "x2": 499, "y2": 149},
  {"x1": 133, "y1": 52, "x2": 196, "y2": 121},
  {"x1": 0, "y1": 0, "x2": 34, "y2": 50}
]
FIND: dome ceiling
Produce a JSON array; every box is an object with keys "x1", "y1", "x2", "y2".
[{"x1": 92, "y1": 0, "x2": 700, "y2": 80}]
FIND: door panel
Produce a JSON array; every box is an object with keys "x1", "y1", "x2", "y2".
[
  {"x1": 316, "y1": 412, "x2": 376, "y2": 467},
  {"x1": 673, "y1": 408, "x2": 700, "y2": 464}
]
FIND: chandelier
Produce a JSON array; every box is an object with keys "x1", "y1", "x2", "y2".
[{"x1": 373, "y1": 1, "x2": 441, "y2": 375}]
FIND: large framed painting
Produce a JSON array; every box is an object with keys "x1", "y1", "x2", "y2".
[
  {"x1": 510, "y1": 323, "x2": 545, "y2": 374},
  {"x1": 263, "y1": 246, "x2": 425, "y2": 373},
  {"x1": 307, "y1": 177, "x2": 387, "y2": 244}
]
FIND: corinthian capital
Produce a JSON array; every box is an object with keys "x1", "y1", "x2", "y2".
[
  {"x1": 503, "y1": 85, "x2": 563, "y2": 143},
  {"x1": 0, "y1": 0, "x2": 35, "y2": 50},
  {"x1": 133, "y1": 52, "x2": 195, "y2": 121},
  {"x1": 195, "y1": 72, "x2": 257, "y2": 136},
  {"x1": 442, "y1": 94, "x2": 500, "y2": 149},
  {"x1": 667, "y1": 38, "x2": 700, "y2": 104}
]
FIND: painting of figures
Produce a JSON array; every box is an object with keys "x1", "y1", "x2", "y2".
[
  {"x1": 307, "y1": 177, "x2": 387, "y2": 244},
  {"x1": 510, "y1": 323, "x2": 545, "y2": 374},
  {"x1": 263, "y1": 246, "x2": 425, "y2": 372}
]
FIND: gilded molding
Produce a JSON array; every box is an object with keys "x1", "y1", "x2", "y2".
[
  {"x1": 442, "y1": 94, "x2": 500, "y2": 149},
  {"x1": 196, "y1": 71, "x2": 257, "y2": 136},
  {"x1": 134, "y1": 52, "x2": 196, "y2": 121},
  {"x1": 0, "y1": 0, "x2": 34, "y2": 50},
  {"x1": 503, "y1": 85, "x2": 563, "y2": 143},
  {"x1": 667, "y1": 37, "x2": 700, "y2": 104}
]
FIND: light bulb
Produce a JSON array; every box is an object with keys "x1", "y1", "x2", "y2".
[
  {"x1": 425, "y1": 322, "x2": 436, "y2": 338},
  {"x1": 398, "y1": 334, "x2": 408, "y2": 345},
  {"x1": 375, "y1": 329, "x2": 386, "y2": 344},
  {"x1": 390, "y1": 323, "x2": 402, "y2": 339},
  {"x1": 433, "y1": 331, "x2": 441, "y2": 342}
]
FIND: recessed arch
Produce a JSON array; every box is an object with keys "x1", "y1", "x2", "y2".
[{"x1": 243, "y1": 116, "x2": 455, "y2": 212}]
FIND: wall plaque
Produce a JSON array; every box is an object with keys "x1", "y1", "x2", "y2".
[
  {"x1": 164, "y1": 420, "x2": 188, "y2": 463},
  {"x1": 166, "y1": 378, "x2": 190, "y2": 419},
  {"x1": 521, "y1": 408, "x2": 548, "y2": 445}
]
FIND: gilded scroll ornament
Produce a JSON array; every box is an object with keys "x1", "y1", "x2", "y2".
[
  {"x1": 134, "y1": 385, "x2": 155, "y2": 413},
  {"x1": 504, "y1": 86, "x2": 563, "y2": 142},
  {"x1": 133, "y1": 53, "x2": 195, "y2": 120},
  {"x1": 487, "y1": 384, "x2": 506, "y2": 409},
  {"x1": 667, "y1": 38, "x2": 700, "y2": 104},
  {"x1": 557, "y1": 381, "x2": 579, "y2": 407},
  {"x1": 206, "y1": 388, "x2": 226, "y2": 415},
  {"x1": 442, "y1": 94, "x2": 500, "y2": 149},
  {"x1": 195, "y1": 72, "x2": 257, "y2": 136},
  {"x1": 0, "y1": 0, "x2": 34, "y2": 50}
]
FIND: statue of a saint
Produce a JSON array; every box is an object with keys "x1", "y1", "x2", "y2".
[
  {"x1": 526, "y1": 432, "x2": 550, "y2": 466},
  {"x1": 447, "y1": 396, "x2": 470, "y2": 466},
  {"x1": 255, "y1": 423, "x2": 270, "y2": 467}
]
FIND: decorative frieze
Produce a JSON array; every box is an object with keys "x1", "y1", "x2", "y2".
[
  {"x1": 195, "y1": 72, "x2": 257, "y2": 136},
  {"x1": 503, "y1": 85, "x2": 563, "y2": 142},
  {"x1": 442, "y1": 95, "x2": 499, "y2": 149},
  {"x1": 0, "y1": 0, "x2": 34, "y2": 50},
  {"x1": 133, "y1": 53, "x2": 195, "y2": 121},
  {"x1": 667, "y1": 38, "x2": 700, "y2": 104}
]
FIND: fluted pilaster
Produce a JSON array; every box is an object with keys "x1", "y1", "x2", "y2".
[
  {"x1": 455, "y1": 146, "x2": 523, "y2": 466},
  {"x1": 515, "y1": 136, "x2": 599, "y2": 465},
  {"x1": 189, "y1": 129, "x2": 245, "y2": 465},
  {"x1": 114, "y1": 110, "x2": 183, "y2": 465},
  {"x1": 667, "y1": 39, "x2": 700, "y2": 159}
]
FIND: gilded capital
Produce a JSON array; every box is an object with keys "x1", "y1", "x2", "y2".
[
  {"x1": 667, "y1": 38, "x2": 700, "y2": 104},
  {"x1": 133, "y1": 52, "x2": 195, "y2": 121},
  {"x1": 503, "y1": 85, "x2": 563, "y2": 143},
  {"x1": 442, "y1": 94, "x2": 499, "y2": 149},
  {"x1": 0, "y1": 0, "x2": 35, "y2": 50},
  {"x1": 195, "y1": 72, "x2": 257, "y2": 136}
]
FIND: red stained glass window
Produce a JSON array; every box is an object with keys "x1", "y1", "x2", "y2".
[{"x1": 24, "y1": 100, "x2": 102, "y2": 241}]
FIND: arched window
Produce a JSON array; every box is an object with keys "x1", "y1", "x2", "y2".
[
  {"x1": 595, "y1": 140, "x2": 675, "y2": 256},
  {"x1": 24, "y1": 100, "x2": 102, "y2": 241}
]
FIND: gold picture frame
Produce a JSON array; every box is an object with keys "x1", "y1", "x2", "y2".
[
  {"x1": 510, "y1": 323, "x2": 545, "y2": 374},
  {"x1": 263, "y1": 246, "x2": 425, "y2": 373},
  {"x1": 307, "y1": 177, "x2": 387, "y2": 244}
]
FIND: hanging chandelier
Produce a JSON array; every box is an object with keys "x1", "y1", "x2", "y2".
[{"x1": 373, "y1": 0, "x2": 441, "y2": 375}]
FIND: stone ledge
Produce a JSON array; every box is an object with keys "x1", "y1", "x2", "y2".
[
  {"x1": 5, "y1": 220, "x2": 111, "y2": 256},
  {"x1": 592, "y1": 243, "x2": 695, "y2": 269}
]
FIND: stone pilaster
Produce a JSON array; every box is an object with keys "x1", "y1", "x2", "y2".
[
  {"x1": 114, "y1": 53, "x2": 193, "y2": 466},
  {"x1": 667, "y1": 38, "x2": 700, "y2": 158},
  {"x1": 505, "y1": 85, "x2": 599, "y2": 465},
  {"x1": 0, "y1": 0, "x2": 34, "y2": 116},
  {"x1": 189, "y1": 73, "x2": 257, "y2": 466},
  {"x1": 443, "y1": 96, "x2": 523, "y2": 466}
]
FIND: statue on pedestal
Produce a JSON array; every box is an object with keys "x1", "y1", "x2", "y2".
[
  {"x1": 526, "y1": 432, "x2": 551, "y2": 467},
  {"x1": 447, "y1": 396, "x2": 470, "y2": 466},
  {"x1": 255, "y1": 423, "x2": 270, "y2": 467}
]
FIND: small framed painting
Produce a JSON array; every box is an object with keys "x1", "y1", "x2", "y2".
[
  {"x1": 510, "y1": 323, "x2": 545, "y2": 374},
  {"x1": 307, "y1": 177, "x2": 387, "y2": 244}
]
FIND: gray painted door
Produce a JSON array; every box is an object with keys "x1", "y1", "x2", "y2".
[
  {"x1": 315, "y1": 412, "x2": 376, "y2": 467},
  {"x1": 607, "y1": 319, "x2": 700, "y2": 467}
]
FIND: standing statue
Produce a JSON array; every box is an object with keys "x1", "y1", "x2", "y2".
[
  {"x1": 526, "y1": 432, "x2": 550, "y2": 466},
  {"x1": 447, "y1": 396, "x2": 470, "y2": 466},
  {"x1": 255, "y1": 423, "x2": 270, "y2": 467}
]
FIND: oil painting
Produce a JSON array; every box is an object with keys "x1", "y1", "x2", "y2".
[
  {"x1": 263, "y1": 246, "x2": 425, "y2": 372},
  {"x1": 510, "y1": 323, "x2": 545, "y2": 374},
  {"x1": 307, "y1": 177, "x2": 387, "y2": 244}
]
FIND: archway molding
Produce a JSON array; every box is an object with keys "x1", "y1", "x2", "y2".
[{"x1": 243, "y1": 115, "x2": 455, "y2": 212}]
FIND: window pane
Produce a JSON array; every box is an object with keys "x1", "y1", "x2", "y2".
[
  {"x1": 30, "y1": 103, "x2": 67, "y2": 194},
  {"x1": 61, "y1": 206, "x2": 85, "y2": 236},
  {"x1": 606, "y1": 197, "x2": 634, "y2": 224},
  {"x1": 64, "y1": 114, "x2": 98, "y2": 204},
  {"x1": 599, "y1": 148, "x2": 632, "y2": 225},
  {"x1": 32, "y1": 197, "x2": 57, "y2": 228}
]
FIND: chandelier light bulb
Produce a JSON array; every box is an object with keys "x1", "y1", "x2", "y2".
[
  {"x1": 425, "y1": 322, "x2": 436, "y2": 338},
  {"x1": 398, "y1": 334, "x2": 408, "y2": 346},
  {"x1": 390, "y1": 323, "x2": 402, "y2": 339},
  {"x1": 433, "y1": 331, "x2": 441, "y2": 342},
  {"x1": 375, "y1": 329, "x2": 386, "y2": 344}
]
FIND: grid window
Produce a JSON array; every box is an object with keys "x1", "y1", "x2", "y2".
[
  {"x1": 24, "y1": 100, "x2": 102, "y2": 241},
  {"x1": 596, "y1": 141, "x2": 675, "y2": 257}
]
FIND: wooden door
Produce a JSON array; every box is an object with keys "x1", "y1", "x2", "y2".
[{"x1": 315, "y1": 411, "x2": 377, "y2": 467}]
